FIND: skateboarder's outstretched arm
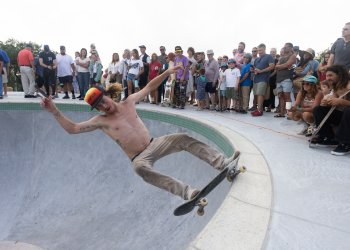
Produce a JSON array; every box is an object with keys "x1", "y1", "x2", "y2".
[
  {"x1": 40, "y1": 96, "x2": 102, "y2": 134},
  {"x1": 127, "y1": 66, "x2": 180, "y2": 103}
]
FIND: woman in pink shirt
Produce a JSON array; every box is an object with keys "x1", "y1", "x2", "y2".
[{"x1": 148, "y1": 53, "x2": 162, "y2": 104}]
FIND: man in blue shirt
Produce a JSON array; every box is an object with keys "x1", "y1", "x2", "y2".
[{"x1": 251, "y1": 44, "x2": 275, "y2": 116}]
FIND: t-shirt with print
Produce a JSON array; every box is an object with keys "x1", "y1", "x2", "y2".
[
  {"x1": 174, "y1": 55, "x2": 189, "y2": 80},
  {"x1": 224, "y1": 67, "x2": 241, "y2": 88},
  {"x1": 39, "y1": 51, "x2": 56, "y2": 67},
  {"x1": 240, "y1": 63, "x2": 252, "y2": 87},
  {"x1": 56, "y1": 54, "x2": 74, "y2": 77},
  {"x1": 253, "y1": 54, "x2": 274, "y2": 83},
  {"x1": 128, "y1": 59, "x2": 143, "y2": 75},
  {"x1": 149, "y1": 61, "x2": 162, "y2": 80}
]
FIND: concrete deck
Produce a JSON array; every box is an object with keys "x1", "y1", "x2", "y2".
[{"x1": 0, "y1": 92, "x2": 349, "y2": 250}]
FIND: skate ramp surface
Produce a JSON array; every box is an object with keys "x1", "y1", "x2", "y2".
[{"x1": 0, "y1": 110, "x2": 234, "y2": 250}]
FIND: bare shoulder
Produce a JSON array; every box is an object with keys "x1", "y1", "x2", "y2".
[{"x1": 75, "y1": 115, "x2": 105, "y2": 133}]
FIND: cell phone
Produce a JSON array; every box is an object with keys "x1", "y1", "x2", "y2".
[{"x1": 37, "y1": 88, "x2": 48, "y2": 98}]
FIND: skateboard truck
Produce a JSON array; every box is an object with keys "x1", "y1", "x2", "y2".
[
  {"x1": 227, "y1": 166, "x2": 246, "y2": 182},
  {"x1": 196, "y1": 198, "x2": 208, "y2": 216}
]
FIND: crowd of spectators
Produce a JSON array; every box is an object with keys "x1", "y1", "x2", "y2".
[{"x1": 1, "y1": 22, "x2": 350, "y2": 155}]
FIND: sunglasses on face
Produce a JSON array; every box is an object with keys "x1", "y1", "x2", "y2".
[{"x1": 252, "y1": 50, "x2": 257, "y2": 53}]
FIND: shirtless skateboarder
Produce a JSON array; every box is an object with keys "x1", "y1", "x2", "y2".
[{"x1": 40, "y1": 65, "x2": 238, "y2": 200}]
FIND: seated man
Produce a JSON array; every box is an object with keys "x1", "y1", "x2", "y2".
[
  {"x1": 40, "y1": 65, "x2": 238, "y2": 200},
  {"x1": 311, "y1": 65, "x2": 350, "y2": 155}
]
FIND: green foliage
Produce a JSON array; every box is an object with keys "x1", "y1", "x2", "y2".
[
  {"x1": 315, "y1": 48, "x2": 331, "y2": 64},
  {"x1": 0, "y1": 38, "x2": 42, "y2": 91}
]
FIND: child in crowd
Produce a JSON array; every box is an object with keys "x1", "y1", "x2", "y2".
[
  {"x1": 224, "y1": 59, "x2": 241, "y2": 111},
  {"x1": 320, "y1": 80, "x2": 332, "y2": 98},
  {"x1": 195, "y1": 68, "x2": 207, "y2": 111},
  {"x1": 287, "y1": 75, "x2": 323, "y2": 136},
  {"x1": 239, "y1": 53, "x2": 253, "y2": 114},
  {"x1": 217, "y1": 63, "x2": 228, "y2": 111}
]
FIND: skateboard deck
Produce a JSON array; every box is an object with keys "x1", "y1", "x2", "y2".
[
  {"x1": 173, "y1": 151, "x2": 245, "y2": 216},
  {"x1": 37, "y1": 88, "x2": 48, "y2": 98},
  {"x1": 163, "y1": 81, "x2": 174, "y2": 105}
]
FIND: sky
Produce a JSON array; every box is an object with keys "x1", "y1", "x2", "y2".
[{"x1": 1, "y1": 0, "x2": 349, "y2": 66}]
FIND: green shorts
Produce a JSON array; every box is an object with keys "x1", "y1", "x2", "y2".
[
  {"x1": 225, "y1": 87, "x2": 238, "y2": 99},
  {"x1": 253, "y1": 81, "x2": 268, "y2": 96}
]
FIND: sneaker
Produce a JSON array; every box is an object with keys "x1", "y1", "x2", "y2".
[
  {"x1": 248, "y1": 106, "x2": 257, "y2": 111},
  {"x1": 331, "y1": 144, "x2": 350, "y2": 156},
  {"x1": 62, "y1": 95, "x2": 69, "y2": 99},
  {"x1": 185, "y1": 188, "x2": 200, "y2": 200},
  {"x1": 316, "y1": 137, "x2": 338, "y2": 148},
  {"x1": 305, "y1": 125, "x2": 316, "y2": 137},
  {"x1": 221, "y1": 150, "x2": 241, "y2": 170},
  {"x1": 251, "y1": 109, "x2": 263, "y2": 117},
  {"x1": 72, "y1": 94, "x2": 76, "y2": 99},
  {"x1": 0, "y1": 96, "x2": 3, "y2": 99},
  {"x1": 297, "y1": 124, "x2": 309, "y2": 135}
]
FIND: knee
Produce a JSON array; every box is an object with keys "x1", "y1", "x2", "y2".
[{"x1": 133, "y1": 162, "x2": 149, "y2": 178}]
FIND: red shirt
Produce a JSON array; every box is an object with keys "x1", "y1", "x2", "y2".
[
  {"x1": 17, "y1": 48, "x2": 34, "y2": 66},
  {"x1": 149, "y1": 61, "x2": 162, "y2": 80}
]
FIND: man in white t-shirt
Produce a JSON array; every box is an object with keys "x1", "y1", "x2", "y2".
[
  {"x1": 224, "y1": 59, "x2": 241, "y2": 110},
  {"x1": 56, "y1": 46, "x2": 76, "y2": 99}
]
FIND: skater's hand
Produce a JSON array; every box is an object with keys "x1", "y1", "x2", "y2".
[
  {"x1": 40, "y1": 96, "x2": 58, "y2": 113},
  {"x1": 166, "y1": 65, "x2": 182, "y2": 75}
]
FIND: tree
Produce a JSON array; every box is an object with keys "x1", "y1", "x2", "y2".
[{"x1": 0, "y1": 38, "x2": 42, "y2": 91}]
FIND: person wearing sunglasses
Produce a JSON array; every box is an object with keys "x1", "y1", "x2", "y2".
[{"x1": 288, "y1": 75, "x2": 323, "y2": 135}]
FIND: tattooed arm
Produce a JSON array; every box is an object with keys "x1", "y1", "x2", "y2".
[{"x1": 40, "y1": 96, "x2": 101, "y2": 134}]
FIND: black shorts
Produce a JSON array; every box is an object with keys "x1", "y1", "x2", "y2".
[
  {"x1": 43, "y1": 69, "x2": 56, "y2": 85},
  {"x1": 205, "y1": 82, "x2": 216, "y2": 93},
  {"x1": 58, "y1": 75, "x2": 73, "y2": 84}
]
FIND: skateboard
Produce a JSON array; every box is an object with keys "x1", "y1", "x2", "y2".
[
  {"x1": 37, "y1": 88, "x2": 48, "y2": 98},
  {"x1": 173, "y1": 152, "x2": 246, "y2": 216},
  {"x1": 309, "y1": 90, "x2": 350, "y2": 148},
  {"x1": 163, "y1": 80, "x2": 174, "y2": 106}
]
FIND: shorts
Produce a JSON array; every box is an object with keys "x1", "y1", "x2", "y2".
[
  {"x1": 205, "y1": 82, "x2": 216, "y2": 94},
  {"x1": 226, "y1": 87, "x2": 238, "y2": 99},
  {"x1": 127, "y1": 73, "x2": 136, "y2": 81},
  {"x1": 276, "y1": 79, "x2": 293, "y2": 94},
  {"x1": 2, "y1": 67, "x2": 8, "y2": 83},
  {"x1": 253, "y1": 81, "x2": 268, "y2": 96},
  {"x1": 58, "y1": 75, "x2": 73, "y2": 84},
  {"x1": 220, "y1": 90, "x2": 226, "y2": 97}
]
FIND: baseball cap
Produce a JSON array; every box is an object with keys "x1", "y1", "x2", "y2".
[
  {"x1": 244, "y1": 53, "x2": 252, "y2": 59},
  {"x1": 44, "y1": 45, "x2": 50, "y2": 52},
  {"x1": 60, "y1": 45, "x2": 65, "y2": 50},
  {"x1": 228, "y1": 59, "x2": 236, "y2": 64},
  {"x1": 303, "y1": 75, "x2": 318, "y2": 84},
  {"x1": 206, "y1": 49, "x2": 214, "y2": 55},
  {"x1": 84, "y1": 87, "x2": 105, "y2": 110},
  {"x1": 175, "y1": 46, "x2": 183, "y2": 52}
]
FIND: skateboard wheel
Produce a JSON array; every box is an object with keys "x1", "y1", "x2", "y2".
[
  {"x1": 197, "y1": 208, "x2": 205, "y2": 216},
  {"x1": 240, "y1": 166, "x2": 247, "y2": 173},
  {"x1": 199, "y1": 198, "x2": 208, "y2": 206}
]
